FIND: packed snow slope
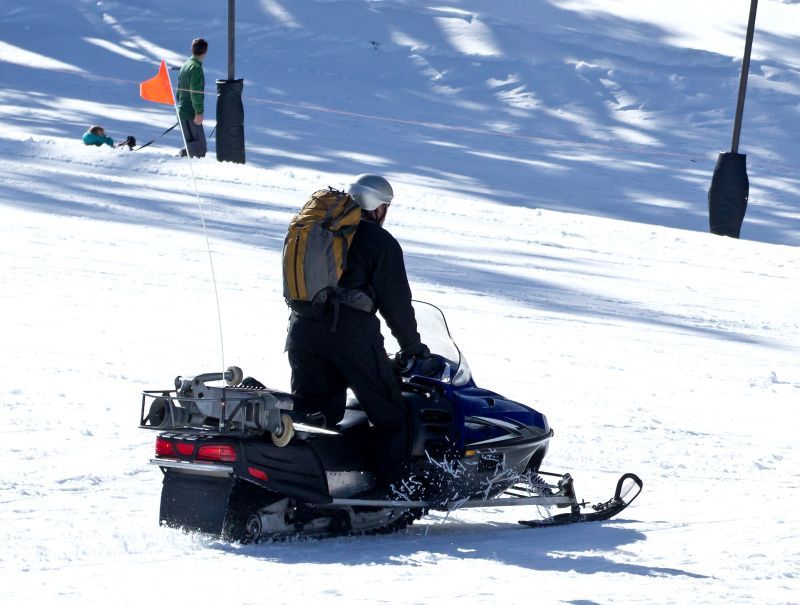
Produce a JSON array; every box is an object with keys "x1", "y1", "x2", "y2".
[
  {"x1": 1, "y1": 1, "x2": 799, "y2": 604},
  {"x1": 2, "y1": 0, "x2": 800, "y2": 244}
]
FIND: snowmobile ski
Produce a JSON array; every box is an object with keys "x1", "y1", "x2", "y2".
[{"x1": 518, "y1": 473, "x2": 643, "y2": 528}]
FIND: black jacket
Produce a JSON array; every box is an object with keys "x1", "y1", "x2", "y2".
[{"x1": 339, "y1": 219, "x2": 421, "y2": 351}]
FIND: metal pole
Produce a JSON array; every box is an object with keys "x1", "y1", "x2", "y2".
[
  {"x1": 227, "y1": 0, "x2": 235, "y2": 81},
  {"x1": 731, "y1": 0, "x2": 758, "y2": 154},
  {"x1": 218, "y1": 0, "x2": 244, "y2": 164}
]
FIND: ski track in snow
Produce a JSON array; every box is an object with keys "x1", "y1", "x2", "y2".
[{"x1": 1, "y1": 1, "x2": 800, "y2": 603}]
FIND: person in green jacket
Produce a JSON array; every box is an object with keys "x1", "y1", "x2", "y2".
[
  {"x1": 82, "y1": 125, "x2": 114, "y2": 147},
  {"x1": 177, "y1": 38, "x2": 208, "y2": 158}
]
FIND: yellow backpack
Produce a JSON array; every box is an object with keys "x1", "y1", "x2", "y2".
[{"x1": 283, "y1": 188, "x2": 362, "y2": 303}]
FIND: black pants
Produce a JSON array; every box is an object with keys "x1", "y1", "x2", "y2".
[
  {"x1": 180, "y1": 118, "x2": 206, "y2": 158},
  {"x1": 286, "y1": 307, "x2": 409, "y2": 486}
]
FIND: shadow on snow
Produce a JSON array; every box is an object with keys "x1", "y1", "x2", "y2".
[{"x1": 207, "y1": 520, "x2": 709, "y2": 579}]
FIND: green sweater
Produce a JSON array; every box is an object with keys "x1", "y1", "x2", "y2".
[{"x1": 177, "y1": 56, "x2": 205, "y2": 120}]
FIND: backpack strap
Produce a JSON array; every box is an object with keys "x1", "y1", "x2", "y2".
[{"x1": 335, "y1": 223, "x2": 358, "y2": 272}]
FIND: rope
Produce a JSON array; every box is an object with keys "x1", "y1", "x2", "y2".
[
  {"x1": 16, "y1": 61, "x2": 797, "y2": 170},
  {"x1": 2, "y1": 61, "x2": 739, "y2": 165},
  {"x1": 166, "y1": 78, "x2": 226, "y2": 377},
  {"x1": 133, "y1": 121, "x2": 178, "y2": 150}
]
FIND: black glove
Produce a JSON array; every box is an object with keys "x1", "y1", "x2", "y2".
[
  {"x1": 117, "y1": 135, "x2": 136, "y2": 150},
  {"x1": 394, "y1": 343, "x2": 430, "y2": 373}
]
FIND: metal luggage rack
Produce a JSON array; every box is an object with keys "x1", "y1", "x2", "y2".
[{"x1": 139, "y1": 367, "x2": 295, "y2": 444}]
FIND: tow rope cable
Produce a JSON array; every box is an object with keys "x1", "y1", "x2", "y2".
[
  {"x1": 133, "y1": 121, "x2": 179, "y2": 151},
  {"x1": 132, "y1": 123, "x2": 215, "y2": 151}
]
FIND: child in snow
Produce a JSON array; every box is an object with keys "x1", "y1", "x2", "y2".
[
  {"x1": 82, "y1": 127, "x2": 136, "y2": 150},
  {"x1": 82, "y1": 126, "x2": 114, "y2": 147}
]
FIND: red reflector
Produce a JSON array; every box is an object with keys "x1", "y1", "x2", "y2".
[
  {"x1": 175, "y1": 442, "x2": 195, "y2": 456},
  {"x1": 197, "y1": 444, "x2": 237, "y2": 463},
  {"x1": 248, "y1": 467, "x2": 268, "y2": 481},
  {"x1": 155, "y1": 437, "x2": 176, "y2": 458}
]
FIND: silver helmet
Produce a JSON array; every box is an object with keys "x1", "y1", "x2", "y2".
[{"x1": 347, "y1": 174, "x2": 394, "y2": 211}]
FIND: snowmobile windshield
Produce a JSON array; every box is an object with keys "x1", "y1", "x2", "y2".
[{"x1": 381, "y1": 300, "x2": 472, "y2": 386}]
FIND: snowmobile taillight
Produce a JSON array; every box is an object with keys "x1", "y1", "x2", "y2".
[
  {"x1": 175, "y1": 442, "x2": 195, "y2": 456},
  {"x1": 248, "y1": 467, "x2": 268, "y2": 481},
  {"x1": 155, "y1": 437, "x2": 177, "y2": 458},
  {"x1": 196, "y1": 444, "x2": 237, "y2": 463}
]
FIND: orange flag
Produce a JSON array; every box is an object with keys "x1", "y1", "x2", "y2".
[{"x1": 140, "y1": 60, "x2": 174, "y2": 105}]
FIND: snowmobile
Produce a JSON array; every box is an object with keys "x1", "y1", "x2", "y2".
[{"x1": 140, "y1": 301, "x2": 642, "y2": 541}]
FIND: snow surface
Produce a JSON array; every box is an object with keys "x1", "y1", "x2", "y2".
[{"x1": 1, "y1": 1, "x2": 799, "y2": 603}]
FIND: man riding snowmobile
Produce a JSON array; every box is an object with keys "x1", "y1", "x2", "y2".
[
  {"x1": 283, "y1": 174, "x2": 429, "y2": 494},
  {"x1": 142, "y1": 181, "x2": 644, "y2": 538}
]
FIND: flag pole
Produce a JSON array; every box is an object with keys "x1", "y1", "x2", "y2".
[
  {"x1": 168, "y1": 69, "x2": 227, "y2": 375},
  {"x1": 707, "y1": 0, "x2": 758, "y2": 238}
]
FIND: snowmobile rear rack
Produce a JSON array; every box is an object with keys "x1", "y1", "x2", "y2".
[
  {"x1": 139, "y1": 389, "x2": 293, "y2": 437},
  {"x1": 139, "y1": 367, "x2": 295, "y2": 444}
]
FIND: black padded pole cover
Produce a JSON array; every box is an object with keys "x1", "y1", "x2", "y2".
[
  {"x1": 216, "y1": 79, "x2": 245, "y2": 164},
  {"x1": 708, "y1": 152, "x2": 748, "y2": 238}
]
